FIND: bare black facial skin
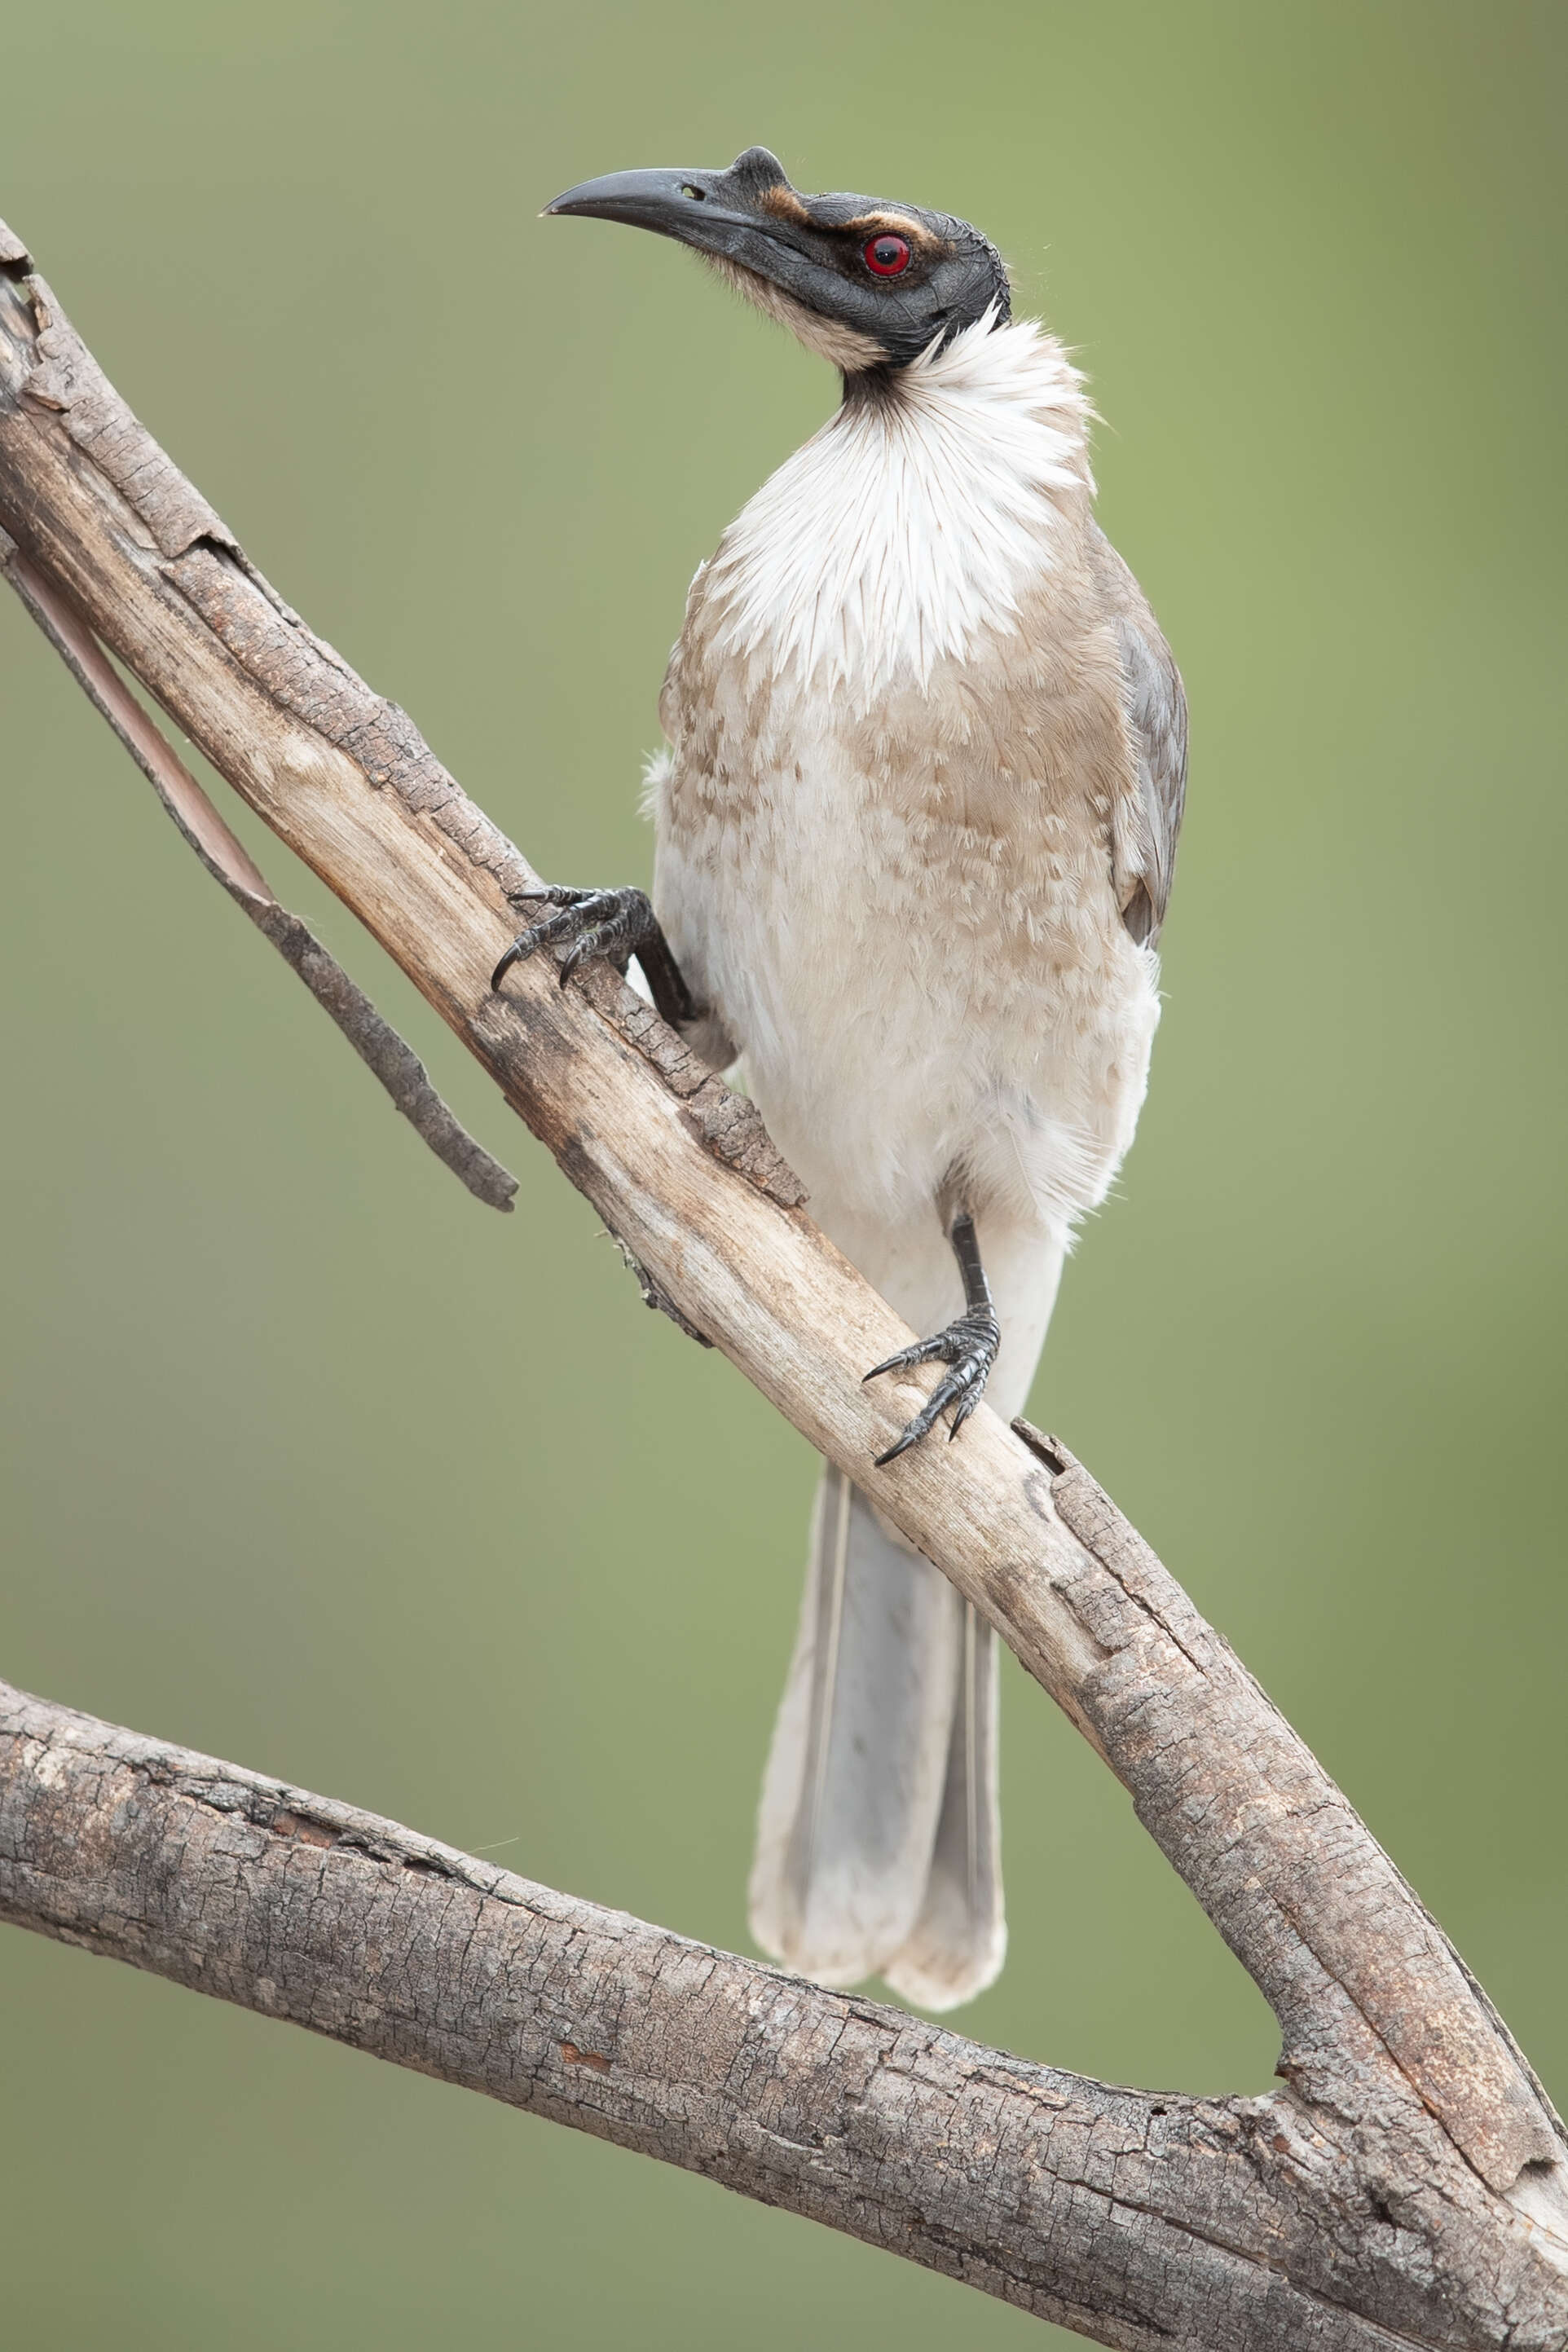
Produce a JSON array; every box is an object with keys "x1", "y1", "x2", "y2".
[{"x1": 545, "y1": 145, "x2": 1010, "y2": 370}]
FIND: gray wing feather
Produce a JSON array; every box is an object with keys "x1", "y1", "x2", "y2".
[{"x1": 1089, "y1": 523, "x2": 1188, "y2": 948}]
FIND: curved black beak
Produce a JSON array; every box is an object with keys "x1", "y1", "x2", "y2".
[
  {"x1": 544, "y1": 152, "x2": 810, "y2": 274},
  {"x1": 544, "y1": 149, "x2": 999, "y2": 379},
  {"x1": 546, "y1": 166, "x2": 729, "y2": 234}
]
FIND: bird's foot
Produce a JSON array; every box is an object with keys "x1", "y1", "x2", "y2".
[
  {"x1": 491, "y1": 884, "x2": 659, "y2": 993},
  {"x1": 863, "y1": 1307, "x2": 1002, "y2": 1466}
]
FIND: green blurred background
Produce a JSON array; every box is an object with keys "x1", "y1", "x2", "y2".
[{"x1": 3, "y1": 2, "x2": 1564, "y2": 2344}]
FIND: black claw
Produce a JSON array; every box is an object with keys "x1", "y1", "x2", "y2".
[
  {"x1": 506, "y1": 884, "x2": 592, "y2": 911},
  {"x1": 493, "y1": 877, "x2": 703, "y2": 1032},
  {"x1": 874, "y1": 1430, "x2": 921, "y2": 1469},
  {"x1": 874, "y1": 1407, "x2": 943, "y2": 1468},
  {"x1": 491, "y1": 883, "x2": 656, "y2": 998},
  {"x1": 558, "y1": 927, "x2": 616, "y2": 985},
  {"x1": 949, "y1": 1383, "x2": 984, "y2": 1438},
  {"x1": 865, "y1": 1306, "x2": 1001, "y2": 1465}
]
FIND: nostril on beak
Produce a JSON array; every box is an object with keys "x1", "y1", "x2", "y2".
[{"x1": 679, "y1": 183, "x2": 706, "y2": 200}]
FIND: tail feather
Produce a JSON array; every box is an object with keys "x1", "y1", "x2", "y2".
[
  {"x1": 749, "y1": 1466, "x2": 999, "y2": 2002},
  {"x1": 883, "y1": 1605, "x2": 1005, "y2": 2008},
  {"x1": 750, "y1": 1210, "x2": 1064, "y2": 2009}
]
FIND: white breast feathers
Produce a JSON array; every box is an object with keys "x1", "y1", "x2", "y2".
[{"x1": 698, "y1": 313, "x2": 1092, "y2": 709}]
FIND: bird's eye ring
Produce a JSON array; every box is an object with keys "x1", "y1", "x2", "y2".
[{"x1": 864, "y1": 234, "x2": 912, "y2": 277}]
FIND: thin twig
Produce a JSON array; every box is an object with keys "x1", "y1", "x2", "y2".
[{"x1": 2, "y1": 535, "x2": 516, "y2": 1212}]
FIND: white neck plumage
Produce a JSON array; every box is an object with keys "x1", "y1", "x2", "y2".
[{"x1": 701, "y1": 313, "x2": 1093, "y2": 711}]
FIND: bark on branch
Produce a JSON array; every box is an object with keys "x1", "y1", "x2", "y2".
[
  {"x1": 0, "y1": 1677, "x2": 1547, "y2": 2352},
  {"x1": 1, "y1": 215, "x2": 1564, "y2": 2349}
]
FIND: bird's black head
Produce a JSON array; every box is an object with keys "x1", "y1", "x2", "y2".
[{"x1": 545, "y1": 146, "x2": 1010, "y2": 376}]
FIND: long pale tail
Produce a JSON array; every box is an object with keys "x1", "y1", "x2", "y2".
[
  {"x1": 747, "y1": 1210, "x2": 1066, "y2": 2010},
  {"x1": 747, "y1": 1464, "x2": 1004, "y2": 2009}
]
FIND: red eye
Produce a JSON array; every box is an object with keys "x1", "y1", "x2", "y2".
[{"x1": 864, "y1": 233, "x2": 912, "y2": 276}]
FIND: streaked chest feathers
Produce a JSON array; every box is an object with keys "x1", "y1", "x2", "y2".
[{"x1": 650, "y1": 316, "x2": 1161, "y2": 1238}]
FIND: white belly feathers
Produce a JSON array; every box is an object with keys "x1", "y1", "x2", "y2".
[{"x1": 649, "y1": 315, "x2": 1161, "y2": 1253}]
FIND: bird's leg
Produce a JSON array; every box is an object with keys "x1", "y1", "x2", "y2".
[
  {"x1": 863, "y1": 1209, "x2": 1002, "y2": 1466},
  {"x1": 491, "y1": 884, "x2": 700, "y2": 1031}
]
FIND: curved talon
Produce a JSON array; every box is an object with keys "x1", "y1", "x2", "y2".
[
  {"x1": 489, "y1": 877, "x2": 700, "y2": 1033},
  {"x1": 491, "y1": 906, "x2": 578, "y2": 990},
  {"x1": 862, "y1": 1336, "x2": 946, "y2": 1383},
  {"x1": 557, "y1": 920, "x2": 626, "y2": 985},
  {"x1": 865, "y1": 1306, "x2": 1000, "y2": 1466},
  {"x1": 948, "y1": 1380, "x2": 985, "y2": 1438},
  {"x1": 491, "y1": 886, "x2": 645, "y2": 995},
  {"x1": 874, "y1": 1421, "x2": 931, "y2": 1469},
  {"x1": 505, "y1": 883, "x2": 593, "y2": 911}
]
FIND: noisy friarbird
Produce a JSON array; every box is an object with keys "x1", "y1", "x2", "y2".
[{"x1": 493, "y1": 148, "x2": 1187, "y2": 2007}]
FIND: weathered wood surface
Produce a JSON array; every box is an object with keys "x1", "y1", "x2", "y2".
[
  {"x1": 2, "y1": 219, "x2": 1564, "y2": 2347},
  {"x1": 0, "y1": 1677, "x2": 1551, "y2": 2352}
]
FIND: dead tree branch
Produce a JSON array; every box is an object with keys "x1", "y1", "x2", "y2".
[
  {"x1": 1, "y1": 215, "x2": 1564, "y2": 2349},
  {"x1": 2, "y1": 528, "x2": 516, "y2": 1209},
  {"x1": 0, "y1": 1676, "x2": 1546, "y2": 2352}
]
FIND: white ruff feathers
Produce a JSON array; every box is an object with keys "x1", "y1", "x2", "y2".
[{"x1": 701, "y1": 314, "x2": 1092, "y2": 706}]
